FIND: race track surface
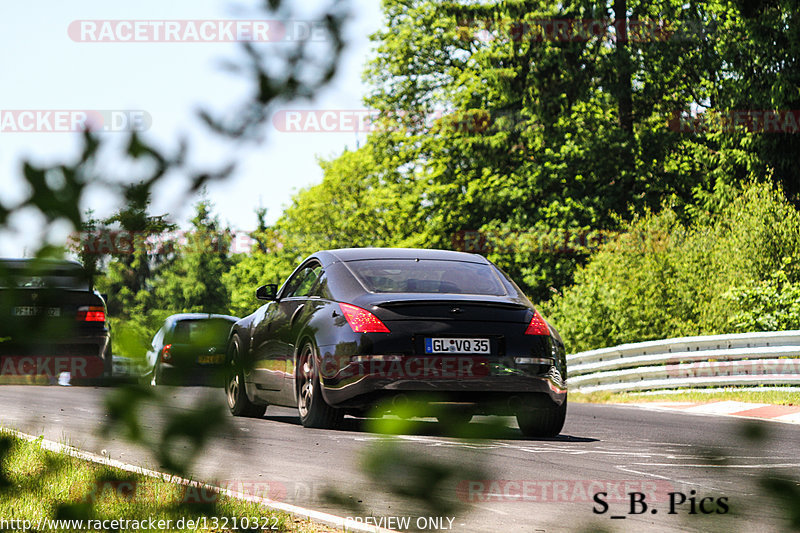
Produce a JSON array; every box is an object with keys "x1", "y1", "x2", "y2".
[{"x1": 1, "y1": 385, "x2": 797, "y2": 532}]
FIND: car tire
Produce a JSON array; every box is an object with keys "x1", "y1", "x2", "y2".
[
  {"x1": 297, "y1": 341, "x2": 343, "y2": 429},
  {"x1": 226, "y1": 335, "x2": 267, "y2": 418},
  {"x1": 516, "y1": 397, "x2": 567, "y2": 438}
]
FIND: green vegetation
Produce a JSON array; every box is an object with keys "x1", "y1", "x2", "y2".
[
  {"x1": 85, "y1": 193, "x2": 240, "y2": 360},
  {"x1": 0, "y1": 432, "x2": 339, "y2": 533},
  {"x1": 542, "y1": 182, "x2": 800, "y2": 352},
  {"x1": 65, "y1": 1, "x2": 800, "y2": 362},
  {"x1": 244, "y1": 0, "x2": 800, "y2": 304}
]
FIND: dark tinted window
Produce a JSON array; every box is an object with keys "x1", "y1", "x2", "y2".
[
  {"x1": 310, "y1": 272, "x2": 333, "y2": 299},
  {"x1": 0, "y1": 261, "x2": 90, "y2": 290},
  {"x1": 345, "y1": 259, "x2": 507, "y2": 295},
  {"x1": 284, "y1": 264, "x2": 322, "y2": 298},
  {"x1": 171, "y1": 319, "x2": 233, "y2": 345}
]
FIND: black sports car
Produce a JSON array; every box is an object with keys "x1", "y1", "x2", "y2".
[
  {"x1": 225, "y1": 248, "x2": 567, "y2": 436},
  {"x1": 0, "y1": 258, "x2": 111, "y2": 381}
]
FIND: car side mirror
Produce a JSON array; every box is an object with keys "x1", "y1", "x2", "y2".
[{"x1": 256, "y1": 284, "x2": 278, "y2": 301}]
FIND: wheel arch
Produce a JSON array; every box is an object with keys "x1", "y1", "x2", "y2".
[
  {"x1": 226, "y1": 330, "x2": 261, "y2": 405},
  {"x1": 292, "y1": 332, "x2": 331, "y2": 405}
]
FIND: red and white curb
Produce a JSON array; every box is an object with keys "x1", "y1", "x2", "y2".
[
  {"x1": 629, "y1": 401, "x2": 800, "y2": 425},
  {"x1": 0, "y1": 427, "x2": 396, "y2": 533}
]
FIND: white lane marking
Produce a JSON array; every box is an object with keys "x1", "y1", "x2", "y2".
[
  {"x1": 615, "y1": 465, "x2": 730, "y2": 493},
  {"x1": 470, "y1": 504, "x2": 509, "y2": 516},
  {"x1": 683, "y1": 401, "x2": 770, "y2": 415},
  {"x1": 630, "y1": 401, "x2": 772, "y2": 415},
  {"x1": 774, "y1": 412, "x2": 800, "y2": 424},
  {"x1": 632, "y1": 462, "x2": 800, "y2": 469},
  {"x1": 627, "y1": 402, "x2": 800, "y2": 425},
  {"x1": 0, "y1": 427, "x2": 398, "y2": 533},
  {"x1": 379, "y1": 434, "x2": 741, "y2": 464},
  {"x1": 644, "y1": 402, "x2": 697, "y2": 407}
]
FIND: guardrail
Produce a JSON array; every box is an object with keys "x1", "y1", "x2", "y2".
[{"x1": 566, "y1": 331, "x2": 800, "y2": 393}]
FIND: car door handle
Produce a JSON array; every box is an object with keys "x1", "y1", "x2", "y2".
[{"x1": 290, "y1": 304, "x2": 305, "y2": 326}]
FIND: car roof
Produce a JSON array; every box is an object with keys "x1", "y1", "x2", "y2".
[
  {"x1": 317, "y1": 248, "x2": 489, "y2": 265},
  {"x1": 166, "y1": 313, "x2": 239, "y2": 324},
  {"x1": 0, "y1": 258, "x2": 85, "y2": 270}
]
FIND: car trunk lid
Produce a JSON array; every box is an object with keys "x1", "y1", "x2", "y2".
[{"x1": 368, "y1": 297, "x2": 531, "y2": 324}]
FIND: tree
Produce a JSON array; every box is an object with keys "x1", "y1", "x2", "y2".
[
  {"x1": 223, "y1": 207, "x2": 293, "y2": 318},
  {"x1": 543, "y1": 182, "x2": 800, "y2": 351},
  {"x1": 156, "y1": 196, "x2": 235, "y2": 315},
  {"x1": 288, "y1": 0, "x2": 800, "y2": 302},
  {"x1": 96, "y1": 182, "x2": 176, "y2": 319},
  {"x1": 349, "y1": 0, "x2": 716, "y2": 298}
]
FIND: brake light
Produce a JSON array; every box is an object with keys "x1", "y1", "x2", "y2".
[
  {"x1": 524, "y1": 310, "x2": 549, "y2": 336},
  {"x1": 76, "y1": 306, "x2": 105, "y2": 322},
  {"x1": 161, "y1": 344, "x2": 172, "y2": 362},
  {"x1": 339, "y1": 303, "x2": 390, "y2": 333}
]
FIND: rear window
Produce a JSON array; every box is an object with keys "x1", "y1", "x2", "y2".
[
  {"x1": 172, "y1": 319, "x2": 233, "y2": 345},
  {"x1": 345, "y1": 259, "x2": 507, "y2": 296},
  {"x1": 0, "y1": 261, "x2": 90, "y2": 290}
]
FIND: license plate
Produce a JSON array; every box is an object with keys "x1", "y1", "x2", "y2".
[
  {"x1": 12, "y1": 306, "x2": 60, "y2": 317},
  {"x1": 425, "y1": 338, "x2": 490, "y2": 354},
  {"x1": 198, "y1": 354, "x2": 224, "y2": 364}
]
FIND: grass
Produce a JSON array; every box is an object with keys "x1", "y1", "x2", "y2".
[
  {"x1": 0, "y1": 432, "x2": 343, "y2": 533},
  {"x1": 570, "y1": 389, "x2": 800, "y2": 406}
]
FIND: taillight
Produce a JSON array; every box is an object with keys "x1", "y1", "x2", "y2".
[
  {"x1": 524, "y1": 310, "x2": 549, "y2": 336},
  {"x1": 76, "y1": 306, "x2": 105, "y2": 322},
  {"x1": 339, "y1": 303, "x2": 390, "y2": 333},
  {"x1": 161, "y1": 344, "x2": 172, "y2": 362}
]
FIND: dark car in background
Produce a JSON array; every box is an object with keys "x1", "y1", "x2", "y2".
[
  {"x1": 143, "y1": 313, "x2": 238, "y2": 386},
  {"x1": 0, "y1": 258, "x2": 111, "y2": 382},
  {"x1": 225, "y1": 248, "x2": 567, "y2": 437}
]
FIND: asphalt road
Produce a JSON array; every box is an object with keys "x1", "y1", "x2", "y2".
[{"x1": 0, "y1": 385, "x2": 798, "y2": 533}]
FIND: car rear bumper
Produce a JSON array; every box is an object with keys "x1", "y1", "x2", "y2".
[
  {"x1": 157, "y1": 361, "x2": 226, "y2": 386},
  {"x1": 317, "y1": 352, "x2": 566, "y2": 411},
  {"x1": 0, "y1": 334, "x2": 111, "y2": 379}
]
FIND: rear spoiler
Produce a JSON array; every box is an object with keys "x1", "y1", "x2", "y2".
[{"x1": 375, "y1": 299, "x2": 529, "y2": 310}]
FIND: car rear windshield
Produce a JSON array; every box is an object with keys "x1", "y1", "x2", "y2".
[
  {"x1": 0, "y1": 261, "x2": 90, "y2": 290},
  {"x1": 345, "y1": 259, "x2": 507, "y2": 295},
  {"x1": 172, "y1": 319, "x2": 233, "y2": 345}
]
